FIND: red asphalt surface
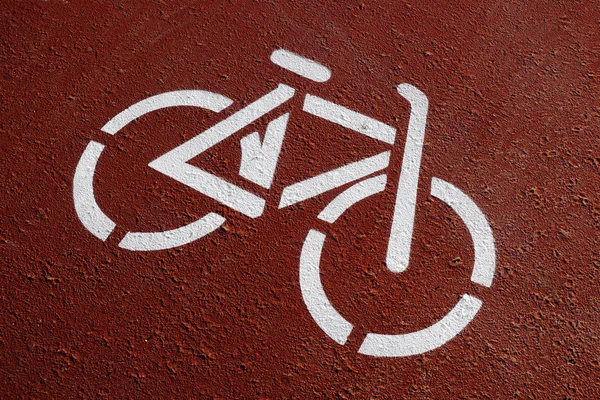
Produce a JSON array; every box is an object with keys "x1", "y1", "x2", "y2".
[{"x1": 1, "y1": 1, "x2": 599, "y2": 398}]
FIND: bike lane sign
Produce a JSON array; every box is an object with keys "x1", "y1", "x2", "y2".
[
  {"x1": 2, "y1": 1, "x2": 599, "y2": 398},
  {"x1": 74, "y1": 48, "x2": 497, "y2": 357}
]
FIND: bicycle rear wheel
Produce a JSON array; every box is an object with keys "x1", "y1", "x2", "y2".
[{"x1": 73, "y1": 90, "x2": 233, "y2": 250}]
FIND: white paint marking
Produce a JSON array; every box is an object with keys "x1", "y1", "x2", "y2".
[
  {"x1": 317, "y1": 174, "x2": 387, "y2": 223},
  {"x1": 158, "y1": 161, "x2": 266, "y2": 218},
  {"x1": 73, "y1": 141, "x2": 116, "y2": 241},
  {"x1": 150, "y1": 84, "x2": 294, "y2": 165},
  {"x1": 149, "y1": 85, "x2": 295, "y2": 218},
  {"x1": 101, "y1": 90, "x2": 233, "y2": 135},
  {"x1": 300, "y1": 229, "x2": 353, "y2": 345},
  {"x1": 386, "y1": 84, "x2": 429, "y2": 273},
  {"x1": 118, "y1": 213, "x2": 225, "y2": 251},
  {"x1": 358, "y1": 294, "x2": 482, "y2": 357},
  {"x1": 431, "y1": 178, "x2": 496, "y2": 287},
  {"x1": 278, "y1": 151, "x2": 390, "y2": 209},
  {"x1": 239, "y1": 113, "x2": 289, "y2": 189},
  {"x1": 303, "y1": 95, "x2": 396, "y2": 144},
  {"x1": 270, "y1": 49, "x2": 331, "y2": 82}
]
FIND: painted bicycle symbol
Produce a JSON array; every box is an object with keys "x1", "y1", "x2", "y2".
[{"x1": 74, "y1": 49, "x2": 496, "y2": 357}]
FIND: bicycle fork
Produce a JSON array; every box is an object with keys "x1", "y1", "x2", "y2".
[{"x1": 277, "y1": 84, "x2": 430, "y2": 274}]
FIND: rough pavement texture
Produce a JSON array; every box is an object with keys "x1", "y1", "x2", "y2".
[{"x1": 1, "y1": 1, "x2": 599, "y2": 398}]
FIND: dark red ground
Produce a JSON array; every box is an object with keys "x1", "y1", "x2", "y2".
[{"x1": 1, "y1": 1, "x2": 599, "y2": 398}]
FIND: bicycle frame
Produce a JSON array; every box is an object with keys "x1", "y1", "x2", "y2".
[{"x1": 143, "y1": 58, "x2": 428, "y2": 274}]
